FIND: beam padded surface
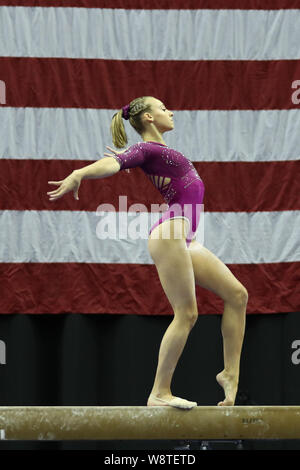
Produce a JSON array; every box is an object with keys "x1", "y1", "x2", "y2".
[{"x1": 0, "y1": 406, "x2": 300, "y2": 440}]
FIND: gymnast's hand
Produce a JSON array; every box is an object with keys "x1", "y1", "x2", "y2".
[
  {"x1": 104, "y1": 145, "x2": 131, "y2": 173},
  {"x1": 47, "y1": 171, "x2": 82, "y2": 201}
]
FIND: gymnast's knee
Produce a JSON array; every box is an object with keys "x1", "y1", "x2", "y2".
[
  {"x1": 173, "y1": 304, "x2": 198, "y2": 329},
  {"x1": 230, "y1": 285, "x2": 248, "y2": 309}
]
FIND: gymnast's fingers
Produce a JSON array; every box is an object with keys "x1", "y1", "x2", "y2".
[
  {"x1": 47, "y1": 186, "x2": 62, "y2": 196},
  {"x1": 49, "y1": 188, "x2": 66, "y2": 200},
  {"x1": 49, "y1": 194, "x2": 62, "y2": 201},
  {"x1": 106, "y1": 145, "x2": 128, "y2": 155}
]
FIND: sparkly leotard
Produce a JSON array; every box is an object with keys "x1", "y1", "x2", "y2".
[{"x1": 110, "y1": 141, "x2": 205, "y2": 247}]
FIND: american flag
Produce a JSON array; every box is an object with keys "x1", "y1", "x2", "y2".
[{"x1": 0, "y1": 0, "x2": 299, "y2": 315}]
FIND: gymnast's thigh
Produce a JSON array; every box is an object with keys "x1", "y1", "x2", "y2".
[
  {"x1": 148, "y1": 219, "x2": 197, "y2": 314},
  {"x1": 188, "y1": 240, "x2": 248, "y2": 304}
]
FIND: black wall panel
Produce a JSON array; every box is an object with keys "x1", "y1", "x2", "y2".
[{"x1": 0, "y1": 312, "x2": 299, "y2": 450}]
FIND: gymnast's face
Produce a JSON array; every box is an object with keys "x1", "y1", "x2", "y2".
[{"x1": 143, "y1": 98, "x2": 174, "y2": 134}]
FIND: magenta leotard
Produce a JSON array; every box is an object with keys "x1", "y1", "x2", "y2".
[{"x1": 110, "y1": 141, "x2": 205, "y2": 247}]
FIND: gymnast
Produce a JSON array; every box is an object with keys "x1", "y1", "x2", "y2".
[{"x1": 47, "y1": 96, "x2": 248, "y2": 409}]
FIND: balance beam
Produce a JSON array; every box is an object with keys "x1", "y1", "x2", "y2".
[{"x1": 0, "y1": 406, "x2": 300, "y2": 440}]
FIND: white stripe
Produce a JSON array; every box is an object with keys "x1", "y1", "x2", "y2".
[
  {"x1": 1, "y1": 210, "x2": 299, "y2": 264},
  {"x1": 1, "y1": 108, "x2": 300, "y2": 162},
  {"x1": 0, "y1": 7, "x2": 300, "y2": 60}
]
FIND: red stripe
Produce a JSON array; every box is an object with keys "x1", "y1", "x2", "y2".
[
  {"x1": 0, "y1": 261, "x2": 298, "y2": 314},
  {"x1": 1, "y1": 159, "x2": 299, "y2": 212},
  {"x1": 0, "y1": 0, "x2": 298, "y2": 9},
  {"x1": 1, "y1": 58, "x2": 300, "y2": 110}
]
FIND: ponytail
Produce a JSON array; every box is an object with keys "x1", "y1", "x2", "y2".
[
  {"x1": 110, "y1": 96, "x2": 153, "y2": 149},
  {"x1": 110, "y1": 110, "x2": 127, "y2": 149}
]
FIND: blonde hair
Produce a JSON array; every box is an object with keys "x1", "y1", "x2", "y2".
[{"x1": 110, "y1": 96, "x2": 153, "y2": 148}]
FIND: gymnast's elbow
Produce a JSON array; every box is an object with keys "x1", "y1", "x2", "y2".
[{"x1": 74, "y1": 156, "x2": 121, "y2": 180}]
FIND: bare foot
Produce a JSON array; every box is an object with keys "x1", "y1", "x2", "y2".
[{"x1": 216, "y1": 370, "x2": 238, "y2": 406}]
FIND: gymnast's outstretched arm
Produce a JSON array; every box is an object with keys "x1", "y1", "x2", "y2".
[{"x1": 47, "y1": 146, "x2": 123, "y2": 202}]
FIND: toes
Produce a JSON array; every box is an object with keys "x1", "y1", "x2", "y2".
[{"x1": 217, "y1": 399, "x2": 234, "y2": 406}]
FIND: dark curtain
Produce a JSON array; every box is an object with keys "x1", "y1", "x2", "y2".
[{"x1": 0, "y1": 312, "x2": 300, "y2": 450}]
